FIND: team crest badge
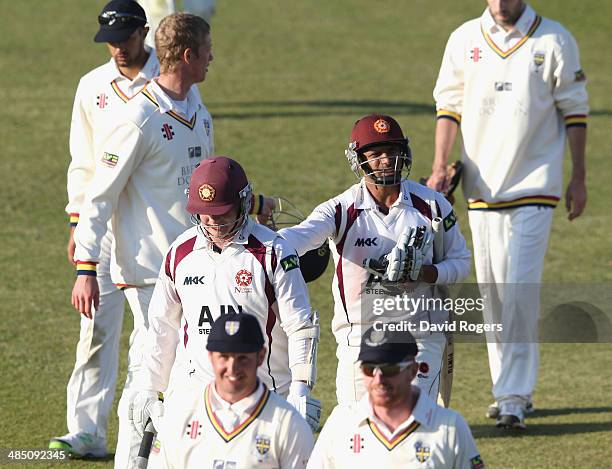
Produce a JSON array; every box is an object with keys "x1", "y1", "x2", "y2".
[
  {"x1": 235, "y1": 269, "x2": 253, "y2": 287},
  {"x1": 414, "y1": 442, "x2": 431, "y2": 463},
  {"x1": 373, "y1": 119, "x2": 390, "y2": 133},
  {"x1": 255, "y1": 435, "x2": 271, "y2": 456},
  {"x1": 225, "y1": 321, "x2": 240, "y2": 336},
  {"x1": 533, "y1": 51, "x2": 545, "y2": 67},
  {"x1": 364, "y1": 328, "x2": 387, "y2": 346},
  {"x1": 203, "y1": 119, "x2": 211, "y2": 136},
  {"x1": 198, "y1": 184, "x2": 215, "y2": 201}
]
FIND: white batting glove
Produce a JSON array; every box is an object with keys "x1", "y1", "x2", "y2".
[
  {"x1": 385, "y1": 226, "x2": 434, "y2": 282},
  {"x1": 128, "y1": 390, "x2": 164, "y2": 438},
  {"x1": 287, "y1": 382, "x2": 322, "y2": 432}
]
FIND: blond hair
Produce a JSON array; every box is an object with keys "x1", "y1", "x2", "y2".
[{"x1": 155, "y1": 13, "x2": 210, "y2": 73}]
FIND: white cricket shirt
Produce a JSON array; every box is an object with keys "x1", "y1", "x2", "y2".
[
  {"x1": 307, "y1": 390, "x2": 483, "y2": 468},
  {"x1": 280, "y1": 179, "x2": 471, "y2": 347},
  {"x1": 73, "y1": 79, "x2": 214, "y2": 285},
  {"x1": 66, "y1": 49, "x2": 160, "y2": 224},
  {"x1": 139, "y1": 219, "x2": 312, "y2": 395},
  {"x1": 148, "y1": 381, "x2": 313, "y2": 469},
  {"x1": 434, "y1": 4, "x2": 589, "y2": 210}
]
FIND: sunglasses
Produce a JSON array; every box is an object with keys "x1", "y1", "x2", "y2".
[
  {"x1": 360, "y1": 360, "x2": 414, "y2": 377},
  {"x1": 98, "y1": 11, "x2": 146, "y2": 26}
]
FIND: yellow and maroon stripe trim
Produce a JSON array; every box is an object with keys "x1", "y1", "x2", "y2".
[
  {"x1": 468, "y1": 195, "x2": 559, "y2": 211},
  {"x1": 69, "y1": 213, "x2": 79, "y2": 227},
  {"x1": 141, "y1": 88, "x2": 197, "y2": 130},
  {"x1": 204, "y1": 385, "x2": 270, "y2": 442},
  {"x1": 481, "y1": 15, "x2": 541, "y2": 59},
  {"x1": 111, "y1": 80, "x2": 130, "y2": 103},
  {"x1": 565, "y1": 114, "x2": 587, "y2": 128},
  {"x1": 76, "y1": 261, "x2": 97, "y2": 276},
  {"x1": 367, "y1": 419, "x2": 420, "y2": 451},
  {"x1": 436, "y1": 109, "x2": 461, "y2": 124}
]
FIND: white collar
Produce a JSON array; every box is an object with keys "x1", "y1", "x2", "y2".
[
  {"x1": 481, "y1": 3, "x2": 536, "y2": 36},
  {"x1": 356, "y1": 388, "x2": 438, "y2": 431},
  {"x1": 193, "y1": 217, "x2": 255, "y2": 251},
  {"x1": 209, "y1": 380, "x2": 265, "y2": 417},
  {"x1": 145, "y1": 79, "x2": 202, "y2": 116},
  {"x1": 106, "y1": 46, "x2": 160, "y2": 82},
  {"x1": 354, "y1": 179, "x2": 413, "y2": 211}
]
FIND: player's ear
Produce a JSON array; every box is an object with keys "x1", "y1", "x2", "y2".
[{"x1": 256, "y1": 348, "x2": 266, "y2": 366}]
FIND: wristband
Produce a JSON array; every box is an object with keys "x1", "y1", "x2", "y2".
[{"x1": 76, "y1": 261, "x2": 97, "y2": 277}]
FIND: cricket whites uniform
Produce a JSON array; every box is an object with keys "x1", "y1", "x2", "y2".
[
  {"x1": 434, "y1": 4, "x2": 588, "y2": 412},
  {"x1": 63, "y1": 50, "x2": 159, "y2": 442},
  {"x1": 73, "y1": 79, "x2": 214, "y2": 468},
  {"x1": 307, "y1": 390, "x2": 483, "y2": 468},
  {"x1": 148, "y1": 381, "x2": 313, "y2": 469},
  {"x1": 138, "y1": 218, "x2": 313, "y2": 397},
  {"x1": 280, "y1": 179, "x2": 471, "y2": 404}
]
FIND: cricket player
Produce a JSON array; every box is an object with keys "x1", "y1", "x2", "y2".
[
  {"x1": 279, "y1": 114, "x2": 471, "y2": 405},
  {"x1": 50, "y1": 0, "x2": 158, "y2": 458},
  {"x1": 70, "y1": 13, "x2": 216, "y2": 468},
  {"x1": 130, "y1": 157, "x2": 321, "y2": 457},
  {"x1": 148, "y1": 313, "x2": 314, "y2": 469},
  {"x1": 430, "y1": 0, "x2": 588, "y2": 428},
  {"x1": 307, "y1": 328, "x2": 483, "y2": 468}
]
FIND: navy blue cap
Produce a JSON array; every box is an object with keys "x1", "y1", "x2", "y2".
[
  {"x1": 94, "y1": 0, "x2": 147, "y2": 43},
  {"x1": 358, "y1": 326, "x2": 418, "y2": 363},
  {"x1": 206, "y1": 313, "x2": 265, "y2": 353}
]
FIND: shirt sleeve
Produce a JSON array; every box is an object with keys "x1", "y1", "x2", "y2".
[
  {"x1": 433, "y1": 194, "x2": 472, "y2": 285},
  {"x1": 433, "y1": 28, "x2": 465, "y2": 124},
  {"x1": 278, "y1": 409, "x2": 315, "y2": 469},
  {"x1": 73, "y1": 120, "x2": 146, "y2": 263},
  {"x1": 65, "y1": 78, "x2": 94, "y2": 219},
  {"x1": 552, "y1": 28, "x2": 589, "y2": 126},
  {"x1": 271, "y1": 237, "x2": 313, "y2": 370},
  {"x1": 452, "y1": 414, "x2": 484, "y2": 469},
  {"x1": 137, "y1": 247, "x2": 183, "y2": 392},
  {"x1": 305, "y1": 406, "x2": 341, "y2": 469},
  {"x1": 279, "y1": 199, "x2": 339, "y2": 256}
]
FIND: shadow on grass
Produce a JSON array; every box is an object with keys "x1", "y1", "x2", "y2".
[
  {"x1": 206, "y1": 99, "x2": 612, "y2": 120},
  {"x1": 472, "y1": 421, "x2": 612, "y2": 438},
  {"x1": 69, "y1": 453, "x2": 115, "y2": 462},
  {"x1": 529, "y1": 407, "x2": 612, "y2": 418},
  {"x1": 209, "y1": 99, "x2": 434, "y2": 120}
]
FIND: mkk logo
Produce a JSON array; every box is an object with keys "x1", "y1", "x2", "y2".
[
  {"x1": 183, "y1": 275, "x2": 205, "y2": 285},
  {"x1": 355, "y1": 237, "x2": 378, "y2": 247}
]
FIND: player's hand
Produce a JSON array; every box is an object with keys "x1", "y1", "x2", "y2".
[
  {"x1": 66, "y1": 227, "x2": 76, "y2": 265},
  {"x1": 256, "y1": 196, "x2": 276, "y2": 224},
  {"x1": 71, "y1": 275, "x2": 100, "y2": 319},
  {"x1": 565, "y1": 177, "x2": 587, "y2": 221},
  {"x1": 129, "y1": 391, "x2": 164, "y2": 438},
  {"x1": 287, "y1": 382, "x2": 322, "y2": 432},
  {"x1": 385, "y1": 226, "x2": 434, "y2": 282},
  {"x1": 427, "y1": 165, "x2": 449, "y2": 193}
]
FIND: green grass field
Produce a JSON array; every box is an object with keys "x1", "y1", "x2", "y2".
[{"x1": 0, "y1": 0, "x2": 611, "y2": 467}]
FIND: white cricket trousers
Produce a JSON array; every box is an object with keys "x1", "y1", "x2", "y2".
[
  {"x1": 66, "y1": 231, "x2": 125, "y2": 441},
  {"x1": 468, "y1": 206, "x2": 553, "y2": 405},
  {"x1": 113, "y1": 284, "x2": 155, "y2": 469},
  {"x1": 334, "y1": 332, "x2": 447, "y2": 405}
]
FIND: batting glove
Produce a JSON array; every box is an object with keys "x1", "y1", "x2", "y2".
[
  {"x1": 385, "y1": 226, "x2": 434, "y2": 282},
  {"x1": 128, "y1": 390, "x2": 164, "y2": 438},
  {"x1": 287, "y1": 382, "x2": 322, "y2": 432}
]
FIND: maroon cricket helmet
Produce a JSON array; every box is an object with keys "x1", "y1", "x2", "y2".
[
  {"x1": 349, "y1": 114, "x2": 408, "y2": 153},
  {"x1": 186, "y1": 157, "x2": 250, "y2": 216}
]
